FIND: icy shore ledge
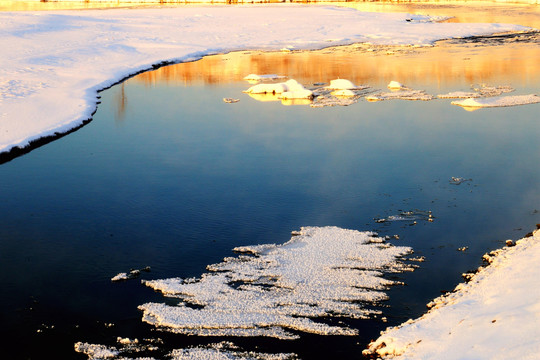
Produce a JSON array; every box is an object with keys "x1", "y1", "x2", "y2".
[
  {"x1": 364, "y1": 227, "x2": 540, "y2": 359},
  {"x1": 140, "y1": 226, "x2": 414, "y2": 340},
  {"x1": 0, "y1": 5, "x2": 530, "y2": 155}
]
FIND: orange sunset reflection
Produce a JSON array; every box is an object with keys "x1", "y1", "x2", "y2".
[{"x1": 133, "y1": 39, "x2": 540, "y2": 93}]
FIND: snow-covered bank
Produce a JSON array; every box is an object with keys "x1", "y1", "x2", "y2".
[
  {"x1": 364, "y1": 227, "x2": 540, "y2": 359},
  {"x1": 0, "y1": 5, "x2": 530, "y2": 155}
]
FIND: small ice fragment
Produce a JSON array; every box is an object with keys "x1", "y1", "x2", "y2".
[
  {"x1": 223, "y1": 98, "x2": 240, "y2": 103},
  {"x1": 326, "y1": 79, "x2": 358, "y2": 90},
  {"x1": 387, "y1": 81, "x2": 407, "y2": 90},
  {"x1": 111, "y1": 266, "x2": 151, "y2": 282},
  {"x1": 450, "y1": 177, "x2": 471, "y2": 185}
]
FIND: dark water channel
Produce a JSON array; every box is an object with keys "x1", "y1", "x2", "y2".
[{"x1": 0, "y1": 45, "x2": 539, "y2": 358}]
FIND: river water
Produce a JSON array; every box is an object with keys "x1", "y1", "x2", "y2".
[{"x1": 0, "y1": 3, "x2": 539, "y2": 359}]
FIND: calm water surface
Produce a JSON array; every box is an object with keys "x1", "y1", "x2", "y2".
[{"x1": 0, "y1": 40, "x2": 539, "y2": 358}]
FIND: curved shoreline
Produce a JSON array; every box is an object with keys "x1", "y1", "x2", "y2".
[{"x1": 0, "y1": 5, "x2": 532, "y2": 161}]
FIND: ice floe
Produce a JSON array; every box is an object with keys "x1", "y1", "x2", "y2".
[
  {"x1": 75, "y1": 340, "x2": 297, "y2": 360},
  {"x1": 452, "y1": 94, "x2": 540, "y2": 109},
  {"x1": 244, "y1": 79, "x2": 313, "y2": 101},
  {"x1": 366, "y1": 89, "x2": 434, "y2": 102},
  {"x1": 243, "y1": 74, "x2": 285, "y2": 83},
  {"x1": 374, "y1": 210, "x2": 434, "y2": 225},
  {"x1": 138, "y1": 226, "x2": 414, "y2": 340},
  {"x1": 387, "y1": 80, "x2": 408, "y2": 90},
  {"x1": 111, "y1": 266, "x2": 151, "y2": 282},
  {"x1": 325, "y1": 79, "x2": 367, "y2": 91},
  {"x1": 364, "y1": 227, "x2": 540, "y2": 359}
]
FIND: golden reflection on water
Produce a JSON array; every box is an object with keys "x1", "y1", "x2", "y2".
[{"x1": 133, "y1": 40, "x2": 540, "y2": 94}]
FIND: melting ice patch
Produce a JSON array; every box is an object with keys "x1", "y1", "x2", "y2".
[
  {"x1": 452, "y1": 94, "x2": 540, "y2": 109},
  {"x1": 76, "y1": 340, "x2": 297, "y2": 360},
  {"x1": 366, "y1": 89, "x2": 434, "y2": 102},
  {"x1": 140, "y1": 226, "x2": 413, "y2": 340}
]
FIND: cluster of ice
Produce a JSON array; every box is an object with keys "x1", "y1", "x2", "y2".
[
  {"x1": 364, "y1": 227, "x2": 540, "y2": 359},
  {"x1": 452, "y1": 94, "x2": 540, "y2": 109},
  {"x1": 75, "y1": 340, "x2": 296, "y2": 360},
  {"x1": 375, "y1": 210, "x2": 434, "y2": 225},
  {"x1": 171, "y1": 342, "x2": 297, "y2": 360},
  {"x1": 111, "y1": 266, "x2": 151, "y2": 282},
  {"x1": 449, "y1": 177, "x2": 472, "y2": 185},
  {"x1": 244, "y1": 79, "x2": 313, "y2": 100},
  {"x1": 438, "y1": 84, "x2": 515, "y2": 99},
  {"x1": 74, "y1": 342, "x2": 120, "y2": 359},
  {"x1": 0, "y1": 6, "x2": 530, "y2": 154},
  {"x1": 243, "y1": 74, "x2": 286, "y2": 84},
  {"x1": 366, "y1": 89, "x2": 434, "y2": 102},
  {"x1": 139, "y1": 226, "x2": 413, "y2": 340}
]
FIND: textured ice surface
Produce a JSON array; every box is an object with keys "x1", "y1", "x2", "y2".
[
  {"x1": 76, "y1": 340, "x2": 296, "y2": 360},
  {"x1": 452, "y1": 94, "x2": 540, "y2": 109},
  {"x1": 366, "y1": 89, "x2": 434, "y2": 102},
  {"x1": 140, "y1": 226, "x2": 413, "y2": 339}
]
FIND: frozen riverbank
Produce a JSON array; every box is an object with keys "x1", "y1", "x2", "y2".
[
  {"x1": 364, "y1": 227, "x2": 540, "y2": 359},
  {"x1": 0, "y1": 5, "x2": 530, "y2": 157}
]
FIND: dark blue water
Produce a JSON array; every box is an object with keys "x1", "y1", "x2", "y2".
[{"x1": 1, "y1": 61, "x2": 539, "y2": 358}]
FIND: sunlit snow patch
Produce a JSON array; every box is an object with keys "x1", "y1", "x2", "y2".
[
  {"x1": 139, "y1": 226, "x2": 414, "y2": 340},
  {"x1": 452, "y1": 94, "x2": 540, "y2": 109},
  {"x1": 244, "y1": 79, "x2": 312, "y2": 100}
]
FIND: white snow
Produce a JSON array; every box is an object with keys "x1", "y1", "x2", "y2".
[
  {"x1": 387, "y1": 80, "x2": 407, "y2": 90},
  {"x1": 364, "y1": 228, "x2": 540, "y2": 359},
  {"x1": 0, "y1": 5, "x2": 530, "y2": 154},
  {"x1": 139, "y1": 226, "x2": 413, "y2": 339},
  {"x1": 325, "y1": 78, "x2": 365, "y2": 90},
  {"x1": 452, "y1": 94, "x2": 540, "y2": 109}
]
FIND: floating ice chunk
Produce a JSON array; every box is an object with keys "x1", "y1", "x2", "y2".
[
  {"x1": 223, "y1": 98, "x2": 240, "y2": 103},
  {"x1": 475, "y1": 84, "x2": 515, "y2": 97},
  {"x1": 375, "y1": 210, "x2": 434, "y2": 224},
  {"x1": 140, "y1": 226, "x2": 413, "y2": 339},
  {"x1": 74, "y1": 342, "x2": 119, "y2": 359},
  {"x1": 111, "y1": 266, "x2": 150, "y2": 282},
  {"x1": 387, "y1": 81, "x2": 407, "y2": 90},
  {"x1": 243, "y1": 83, "x2": 288, "y2": 95},
  {"x1": 438, "y1": 91, "x2": 481, "y2": 99},
  {"x1": 332, "y1": 89, "x2": 357, "y2": 97},
  {"x1": 243, "y1": 74, "x2": 285, "y2": 82},
  {"x1": 449, "y1": 177, "x2": 472, "y2": 185},
  {"x1": 366, "y1": 90, "x2": 433, "y2": 102},
  {"x1": 452, "y1": 94, "x2": 540, "y2": 109},
  {"x1": 325, "y1": 79, "x2": 363, "y2": 90},
  {"x1": 171, "y1": 342, "x2": 297, "y2": 360},
  {"x1": 243, "y1": 79, "x2": 308, "y2": 97},
  {"x1": 280, "y1": 88, "x2": 313, "y2": 100}
]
